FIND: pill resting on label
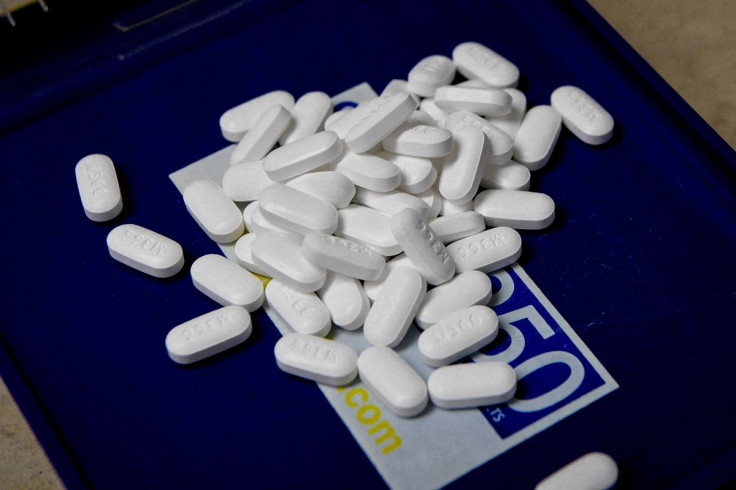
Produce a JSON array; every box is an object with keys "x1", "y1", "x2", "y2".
[
  {"x1": 75, "y1": 154, "x2": 123, "y2": 222},
  {"x1": 183, "y1": 179, "x2": 245, "y2": 243},
  {"x1": 165, "y1": 305, "x2": 252, "y2": 364},
  {"x1": 274, "y1": 333, "x2": 358, "y2": 386},
  {"x1": 107, "y1": 224, "x2": 184, "y2": 278},
  {"x1": 427, "y1": 361, "x2": 516, "y2": 409}
]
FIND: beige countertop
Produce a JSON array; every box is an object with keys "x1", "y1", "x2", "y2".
[{"x1": 1, "y1": 1, "x2": 734, "y2": 488}]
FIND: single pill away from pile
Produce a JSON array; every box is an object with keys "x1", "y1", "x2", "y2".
[
  {"x1": 265, "y1": 280, "x2": 331, "y2": 337},
  {"x1": 262, "y1": 130, "x2": 343, "y2": 181},
  {"x1": 107, "y1": 224, "x2": 184, "y2": 278},
  {"x1": 427, "y1": 361, "x2": 517, "y2": 409},
  {"x1": 474, "y1": 189, "x2": 555, "y2": 230},
  {"x1": 407, "y1": 54, "x2": 456, "y2": 97},
  {"x1": 415, "y1": 270, "x2": 493, "y2": 329},
  {"x1": 357, "y1": 345, "x2": 428, "y2": 417},
  {"x1": 418, "y1": 305, "x2": 498, "y2": 367},
  {"x1": 190, "y1": 254, "x2": 264, "y2": 312},
  {"x1": 274, "y1": 333, "x2": 358, "y2": 386},
  {"x1": 252, "y1": 233, "x2": 326, "y2": 293},
  {"x1": 75, "y1": 154, "x2": 123, "y2": 222},
  {"x1": 219, "y1": 90, "x2": 294, "y2": 142},
  {"x1": 345, "y1": 91, "x2": 417, "y2": 153},
  {"x1": 513, "y1": 105, "x2": 562, "y2": 171},
  {"x1": 165, "y1": 305, "x2": 251, "y2": 364},
  {"x1": 550, "y1": 85, "x2": 614, "y2": 145},
  {"x1": 391, "y1": 208, "x2": 455, "y2": 286},
  {"x1": 363, "y1": 267, "x2": 426, "y2": 348},
  {"x1": 535, "y1": 452, "x2": 619, "y2": 490},
  {"x1": 301, "y1": 232, "x2": 386, "y2": 281},
  {"x1": 452, "y1": 41, "x2": 519, "y2": 88},
  {"x1": 183, "y1": 179, "x2": 244, "y2": 243},
  {"x1": 446, "y1": 227, "x2": 522, "y2": 274}
]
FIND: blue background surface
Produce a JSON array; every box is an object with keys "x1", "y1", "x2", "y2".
[{"x1": 1, "y1": 0, "x2": 734, "y2": 488}]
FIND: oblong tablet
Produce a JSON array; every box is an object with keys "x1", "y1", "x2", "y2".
[
  {"x1": 345, "y1": 91, "x2": 417, "y2": 153},
  {"x1": 252, "y1": 233, "x2": 326, "y2": 292},
  {"x1": 446, "y1": 227, "x2": 522, "y2": 273},
  {"x1": 377, "y1": 151, "x2": 437, "y2": 194},
  {"x1": 107, "y1": 224, "x2": 184, "y2": 278},
  {"x1": 75, "y1": 154, "x2": 123, "y2": 222},
  {"x1": 363, "y1": 267, "x2": 426, "y2": 348},
  {"x1": 263, "y1": 130, "x2": 343, "y2": 181},
  {"x1": 286, "y1": 171, "x2": 356, "y2": 209},
  {"x1": 481, "y1": 160, "x2": 531, "y2": 191},
  {"x1": 165, "y1": 305, "x2": 251, "y2": 364},
  {"x1": 435, "y1": 86, "x2": 512, "y2": 117},
  {"x1": 183, "y1": 179, "x2": 244, "y2": 243},
  {"x1": 415, "y1": 270, "x2": 492, "y2": 329},
  {"x1": 550, "y1": 86, "x2": 614, "y2": 145},
  {"x1": 274, "y1": 334, "x2": 358, "y2": 385},
  {"x1": 418, "y1": 305, "x2": 498, "y2": 367},
  {"x1": 487, "y1": 88, "x2": 526, "y2": 138},
  {"x1": 452, "y1": 41, "x2": 519, "y2": 88},
  {"x1": 358, "y1": 345, "x2": 428, "y2": 417},
  {"x1": 354, "y1": 187, "x2": 430, "y2": 219},
  {"x1": 233, "y1": 233, "x2": 268, "y2": 276},
  {"x1": 317, "y1": 272, "x2": 370, "y2": 330},
  {"x1": 301, "y1": 232, "x2": 386, "y2": 281},
  {"x1": 444, "y1": 111, "x2": 513, "y2": 164},
  {"x1": 265, "y1": 280, "x2": 331, "y2": 336},
  {"x1": 243, "y1": 202, "x2": 302, "y2": 242},
  {"x1": 279, "y1": 91, "x2": 333, "y2": 145},
  {"x1": 382, "y1": 122, "x2": 453, "y2": 158},
  {"x1": 535, "y1": 452, "x2": 619, "y2": 490},
  {"x1": 474, "y1": 189, "x2": 555, "y2": 230},
  {"x1": 190, "y1": 254, "x2": 264, "y2": 311},
  {"x1": 438, "y1": 125, "x2": 490, "y2": 204},
  {"x1": 428, "y1": 361, "x2": 516, "y2": 409},
  {"x1": 335, "y1": 152, "x2": 401, "y2": 192},
  {"x1": 336, "y1": 205, "x2": 402, "y2": 256},
  {"x1": 407, "y1": 55, "x2": 456, "y2": 97},
  {"x1": 222, "y1": 160, "x2": 275, "y2": 202},
  {"x1": 258, "y1": 184, "x2": 338, "y2": 235},
  {"x1": 230, "y1": 104, "x2": 291, "y2": 165},
  {"x1": 513, "y1": 105, "x2": 562, "y2": 171},
  {"x1": 390, "y1": 208, "x2": 455, "y2": 285},
  {"x1": 429, "y1": 211, "x2": 486, "y2": 244},
  {"x1": 220, "y1": 90, "x2": 294, "y2": 142}
]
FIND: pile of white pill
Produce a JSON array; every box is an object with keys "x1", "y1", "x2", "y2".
[{"x1": 75, "y1": 40, "x2": 617, "y2": 488}]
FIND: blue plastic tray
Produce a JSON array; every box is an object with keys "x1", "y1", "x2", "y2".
[{"x1": 1, "y1": 0, "x2": 734, "y2": 488}]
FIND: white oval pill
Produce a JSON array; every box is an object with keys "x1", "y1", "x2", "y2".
[
  {"x1": 486, "y1": 88, "x2": 526, "y2": 138},
  {"x1": 429, "y1": 211, "x2": 486, "y2": 244},
  {"x1": 382, "y1": 122, "x2": 453, "y2": 158},
  {"x1": 551, "y1": 86, "x2": 614, "y2": 145},
  {"x1": 274, "y1": 333, "x2": 357, "y2": 385},
  {"x1": 420, "y1": 98, "x2": 449, "y2": 125},
  {"x1": 446, "y1": 227, "x2": 522, "y2": 273},
  {"x1": 190, "y1": 254, "x2": 264, "y2": 311},
  {"x1": 439, "y1": 197, "x2": 474, "y2": 216},
  {"x1": 428, "y1": 361, "x2": 516, "y2": 408},
  {"x1": 222, "y1": 160, "x2": 275, "y2": 202},
  {"x1": 229, "y1": 104, "x2": 291, "y2": 165},
  {"x1": 279, "y1": 91, "x2": 333, "y2": 146},
  {"x1": 363, "y1": 267, "x2": 426, "y2": 348},
  {"x1": 417, "y1": 186, "x2": 442, "y2": 219},
  {"x1": 286, "y1": 171, "x2": 355, "y2": 209},
  {"x1": 415, "y1": 270, "x2": 492, "y2": 329},
  {"x1": 408, "y1": 55, "x2": 456, "y2": 97},
  {"x1": 452, "y1": 41, "x2": 519, "y2": 88},
  {"x1": 165, "y1": 305, "x2": 251, "y2": 364},
  {"x1": 335, "y1": 152, "x2": 401, "y2": 192},
  {"x1": 259, "y1": 184, "x2": 338, "y2": 236},
  {"x1": 513, "y1": 105, "x2": 562, "y2": 171},
  {"x1": 107, "y1": 224, "x2": 184, "y2": 278},
  {"x1": 263, "y1": 130, "x2": 343, "y2": 181},
  {"x1": 435, "y1": 86, "x2": 512, "y2": 117},
  {"x1": 345, "y1": 92, "x2": 417, "y2": 153},
  {"x1": 438, "y1": 125, "x2": 490, "y2": 204},
  {"x1": 75, "y1": 154, "x2": 122, "y2": 222},
  {"x1": 357, "y1": 345, "x2": 428, "y2": 417},
  {"x1": 317, "y1": 272, "x2": 370, "y2": 330},
  {"x1": 301, "y1": 232, "x2": 385, "y2": 281},
  {"x1": 265, "y1": 280, "x2": 331, "y2": 336},
  {"x1": 376, "y1": 151, "x2": 437, "y2": 194},
  {"x1": 325, "y1": 96, "x2": 387, "y2": 139},
  {"x1": 444, "y1": 111, "x2": 513, "y2": 164},
  {"x1": 535, "y1": 452, "x2": 619, "y2": 490},
  {"x1": 474, "y1": 189, "x2": 555, "y2": 230},
  {"x1": 363, "y1": 253, "x2": 414, "y2": 301},
  {"x1": 391, "y1": 208, "x2": 455, "y2": 285},
  {"x1": 243, "y1": 202, "x2": 302, "y2": 242},
  {"x1": 252, "y1": 234, "x2": 326, "y2": 292},
  {"x1": 220, "y1": 91, "x2": 294, "y2": 142},
  {"x1": 335, "y1": 205, "x2": 402, "y2": 256},
  {"x1": 183, "y1": 179, "x2": 244, "y2": 243},
  {"x1": 233, "y1": 233, "x2": 268, "y2": 276},
  {"x1": 354, "y1": 187, "x2": 430, "y2": 220},
  {"x1": 481, "y1": 160, "x2": 531, "y2": 191},
  {"x1": 418, "y1": 305, "x2": 498, "y2": 367}
]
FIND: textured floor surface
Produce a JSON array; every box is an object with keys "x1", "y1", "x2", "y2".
[{"x1": 1, "y1": 1, "x2": 734, "y2": 488}]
